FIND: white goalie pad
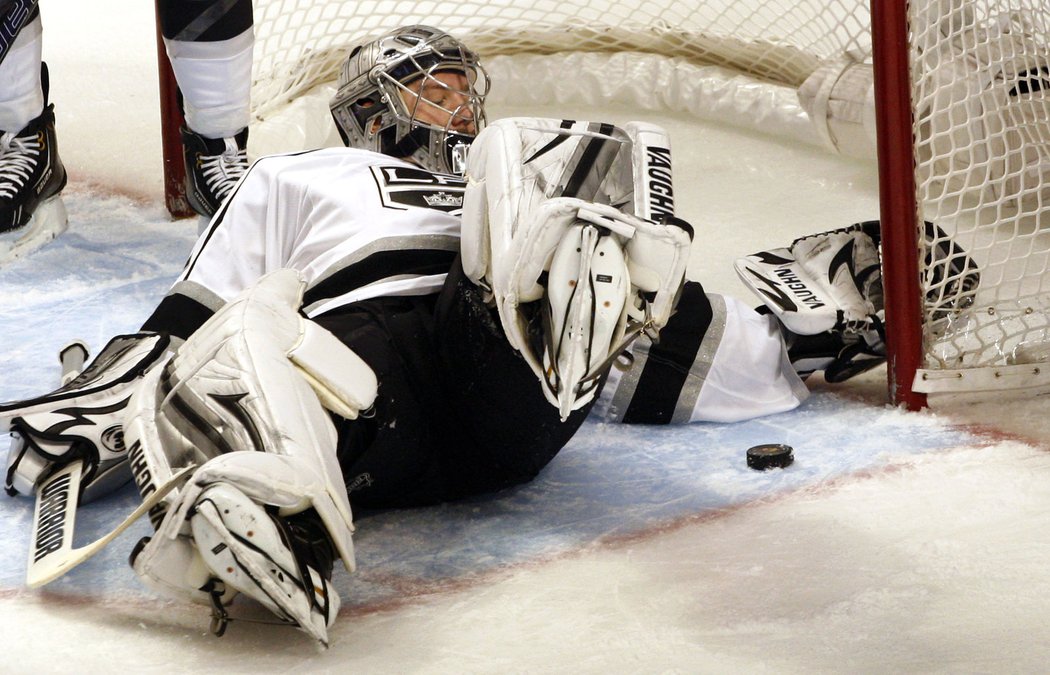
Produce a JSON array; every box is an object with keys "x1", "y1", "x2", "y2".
[
  {"x1": 733, "y1": 223, "x2": 882, "y2": 337},
  {"x1": 131, "y1": 452, "x2": 343, "y2": 644},
  {"x1": 123, "y1": 269, "x2": 376, "y2": 640},
  {"x1": 461, "y1": 117, "x2": 692, "y2": 418}
]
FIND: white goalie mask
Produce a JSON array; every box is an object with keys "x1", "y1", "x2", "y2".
[{"x1": 330, "y1": 25, "x2": 489, "y2": 176}]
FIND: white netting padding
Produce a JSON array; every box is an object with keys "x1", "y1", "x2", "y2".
[
  {"x1": 249, "y1": 0, "x2": 872, "y2": 120},
  {"x1": 910, "y1": 0, "x2": 1050, "y2": 391}
]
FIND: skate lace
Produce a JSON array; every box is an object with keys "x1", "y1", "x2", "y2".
[
  {"x1": 0, "y1": 131, "x2": 42, "y2": 199},
  {"x1": 199, "y1": 138, "x2": 248, "y2": 200}
]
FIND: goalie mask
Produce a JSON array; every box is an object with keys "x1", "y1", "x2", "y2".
[{"x1": 330, "y1": 25, "x2": 489, "y2": 176}]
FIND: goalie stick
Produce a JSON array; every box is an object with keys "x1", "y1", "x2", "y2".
[{"x1": 25, "y1": 342, "x2": 194, "y2": 588}]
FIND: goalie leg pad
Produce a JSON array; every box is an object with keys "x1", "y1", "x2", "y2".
[
  {"x1": 125, "y1": 269, "x2": 368, "y2": 543},
  {"x1": 462, "y1": 118, "x2": 693, "y2": 418},
  {"x1": 125, "y1": 271, "x2": 363, "y2": 641}
]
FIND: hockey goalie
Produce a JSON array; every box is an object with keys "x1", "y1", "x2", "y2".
[{"x1": 0, "y1": 25, "x2": 909, "y2": 646}]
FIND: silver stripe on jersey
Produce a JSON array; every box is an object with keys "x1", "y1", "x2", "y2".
[
  {"x1": 602, "y1": 293, "x2": 728, "y2": 423},
  {"x1": 605, "y1": 340, "x2": 650, "y2": 422},
  {"x1": 168, "y1": 280, "x2": 227, "y2": 315},
  {"x1": 670, "y1": 294, "x2": 727, "y2": 424}
]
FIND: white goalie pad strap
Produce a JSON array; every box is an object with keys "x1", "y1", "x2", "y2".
[
  {"x1": 734, "y1": 227, "x2": 881, "y2": 336},
  {"x1": 625, "y1": 216, "x2": 692, "y2": 328},
  {"x1": 289, "y1": 319, "x2": 376, "y2": 420},
  {"x1": 128, "y1": 514, "x2": 222, "y2": 606}
]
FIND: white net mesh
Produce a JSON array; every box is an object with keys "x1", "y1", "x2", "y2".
[{"x1": 910, "y1": 0, "x2": 1050, "y2": 389}]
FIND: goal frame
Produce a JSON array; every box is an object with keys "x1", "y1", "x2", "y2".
[
  {"x1": 871, "y1": 0, "x2": 926, "y2": 410},
  {"x1": 154, "y1": 0, "x2": 194, "y2": 219}
]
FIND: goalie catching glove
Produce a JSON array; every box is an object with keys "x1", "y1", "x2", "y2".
[
  {"x1": 461, "y1": 118, "x2": 693, "y2": 419},
  {"x1": 735, "y1": 220, "x2": 980, "y2": 382},
  {"x1": 2, "y1": 333, "x2": 170, "y2": 503},
  {"x1": 735, "y1": 221, "x2": 886, "y2": 382},
  {"x1": 124, "y1": 268, "x2": 376, "y2": 646}
]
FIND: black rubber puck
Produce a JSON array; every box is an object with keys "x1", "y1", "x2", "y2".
[{"x1": 746, "y1": 444, "x2": 794, "y2": 470}]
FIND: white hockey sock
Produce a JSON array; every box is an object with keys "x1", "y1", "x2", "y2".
[
  {"x1": 164, "y1": 27, "x2": 253, "y2": 139},
  {"x1": 0, "y1": 15, "x2": 44, "y2": 132}
]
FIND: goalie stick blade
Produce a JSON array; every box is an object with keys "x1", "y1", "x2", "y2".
[
  {"x1": 27, "y1": 459, "x2": 82, "y2": 586},
  {"x1": 26, "y1": 463, "x2": 195, "y2": 588}
]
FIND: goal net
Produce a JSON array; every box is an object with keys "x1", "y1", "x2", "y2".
[
  {"x1": 902, "y1": 0, "x2": 1050, "y2": 400},
  {"x1": 157, "y1": 0, "x2": 1050, "y2": 406}
]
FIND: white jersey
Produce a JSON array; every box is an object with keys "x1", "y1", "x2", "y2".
[
  {"x1": 176, "y1": 147, "x2": 464, "y2": 318},
  {"x1": 149, "y1": 146, "x2": 807, "y2": 425}
]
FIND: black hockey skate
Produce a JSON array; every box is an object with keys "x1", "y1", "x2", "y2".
[
  {"x1": 181, "y1": 125, "x2": 249, "y2": 217},
  {"x1": 0, "y1": 96, "x2": 68, "y2": 261}
]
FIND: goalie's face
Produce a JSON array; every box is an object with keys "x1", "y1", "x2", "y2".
[{"x1": 397, "y1": 70, "x2": 478, "y2": 134}]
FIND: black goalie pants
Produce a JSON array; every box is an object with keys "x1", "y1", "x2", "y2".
[{"x1": 312, "y1": 262, "x2": 594, "y2": 510}]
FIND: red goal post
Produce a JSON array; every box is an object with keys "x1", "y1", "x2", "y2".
[
  {"x1": 154, "y1": 0, "x2": 1050, "y2": 408},
  {"x1": 872, "y1": 0, "x2": 925, "y2": 409}
]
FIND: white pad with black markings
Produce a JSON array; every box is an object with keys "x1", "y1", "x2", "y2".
[
  {"x1": 733, "y1": 224, "x2": 882, "y2": 336},
  {"x1": 123, "y1": 269, "x2": 373, "y2": 635},
  {"x1": 461, "y1": 117, "x2": 691, "y2": 418}
]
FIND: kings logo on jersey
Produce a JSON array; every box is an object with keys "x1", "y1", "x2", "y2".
[{"x1": 370, "y1": 165, "x2": 466, "y2": 214}]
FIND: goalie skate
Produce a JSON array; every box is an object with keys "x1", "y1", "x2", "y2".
[
  {"x1": 189, "y1": 483, "x2": 340, "y2": 645},
  {"x1": 541, "y1": 211, "x2": 631, "y2": 420}
]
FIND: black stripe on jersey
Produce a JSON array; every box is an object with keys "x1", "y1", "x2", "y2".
[
  {"x1": 523, "y1": 120, "x2": 576, "y2": 165},
  {"x1": 157, "y1": 0, "x2": 253, "y2": 42},
  {"x1": 303, "y1": 248, "x2": 458, "y2": 308},
  {"x1": 140, "y1": 293, "x2": 216, "y2": 341},
  {"x1": 621, "y1": 282, "x2": 713, "y2": 425}
]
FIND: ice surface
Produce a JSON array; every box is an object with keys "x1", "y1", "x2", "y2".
[{"x1": 3, "y1": 2, "x2": 1050, "y2": 672}]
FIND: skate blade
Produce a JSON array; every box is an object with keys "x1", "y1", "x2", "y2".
[{"x1": 0, "y1": 195, "x2": 69, "y2": 265}]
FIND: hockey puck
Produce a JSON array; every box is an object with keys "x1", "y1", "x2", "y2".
[{"x1": 746, "y1": 444, "x2": 794, "y2": 470}]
